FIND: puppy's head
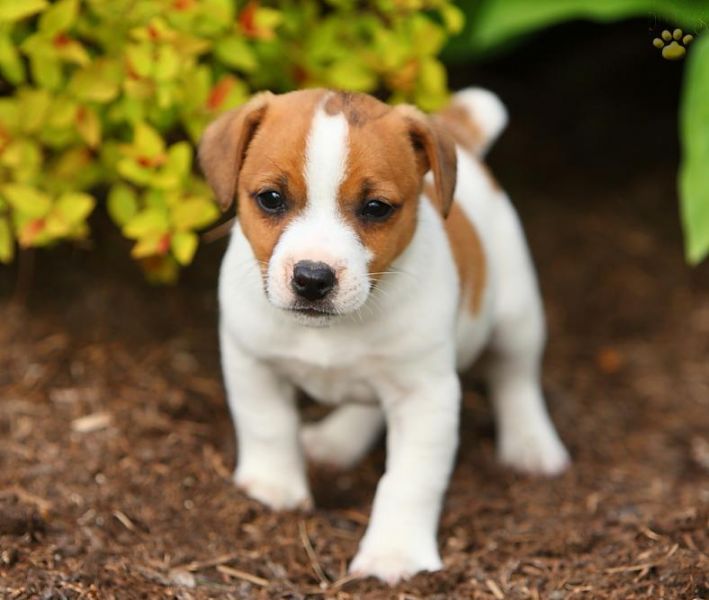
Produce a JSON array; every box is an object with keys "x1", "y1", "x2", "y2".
[{"x1": 200, "y1": 89, "x2": 456, "y2": 325}]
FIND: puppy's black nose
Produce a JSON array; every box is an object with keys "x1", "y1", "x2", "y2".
[{"x1": 292, "y1": 261, "x2": 336, "y2": 301}]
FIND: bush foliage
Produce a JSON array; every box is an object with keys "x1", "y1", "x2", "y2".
[
  {"x1": 2, "y1": 0, "x2": 706, "y2": 280},
  {"x1": 0, "y1": 0, "x2": 462, "y2": 281}
]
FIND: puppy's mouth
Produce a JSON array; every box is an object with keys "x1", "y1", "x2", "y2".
[
  {"x1": 294, "y1": 308, "x2": 332, "y2": 316},
  {"x1": 288, "y1": 301, "x2": 338, "y2": 318}
]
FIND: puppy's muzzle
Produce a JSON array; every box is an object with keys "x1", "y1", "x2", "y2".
[{"x1": 291, "y1": 261, "x2": 336, "y2": 301}]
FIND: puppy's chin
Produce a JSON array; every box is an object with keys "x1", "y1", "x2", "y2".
[
  {"x1": 264, "y1": 294, "x2": 340, "y2": 328},
  {"x1": 288, "y1": 310, "x2": 338, "y2": 328}
]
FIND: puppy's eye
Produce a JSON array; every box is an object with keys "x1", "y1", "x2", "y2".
[
  {"x1": 255, "y1": 190, "x2": 286, "y2": 214},
  {"x1": 360, "y1": 199, "x2": 394, "y2": 222}
]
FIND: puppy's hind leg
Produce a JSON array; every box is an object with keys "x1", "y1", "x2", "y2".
[
  {"x1": 302, "y1": 403, "x2": 384, "y2": 469},
  {"x1": 487, "y1": 204, "x2": 570, "y2": 476},
  {"x1": 488, "y1": 331, "x2": 570, "y2": 476}
]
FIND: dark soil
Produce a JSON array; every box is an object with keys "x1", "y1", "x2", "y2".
[{"x1": 1, "y1": 21, "x2": 707, "y2": 600}]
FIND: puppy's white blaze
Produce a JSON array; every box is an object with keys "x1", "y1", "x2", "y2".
[
  {"x1": 266, "y1": 102, "x2": 371, "y2": 316},
  {"x1": 304, "y1": 104, "x2": 349, "y2": 218}
]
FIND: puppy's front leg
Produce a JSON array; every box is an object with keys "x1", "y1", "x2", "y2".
[
  {"x1": 221, "y1": 329, "x2": 311, "y2": 510},
  {"x1": 350, "y1": 369, "x2": 461, "y2": 584}
]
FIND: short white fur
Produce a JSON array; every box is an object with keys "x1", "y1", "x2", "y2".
[{"x1": 304, "y1": 101, "x2": 349, "y2": 216}]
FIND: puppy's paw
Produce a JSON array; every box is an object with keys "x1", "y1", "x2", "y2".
[
  {"x1": 498, "y1": 425, "x2": 570, "y2": 477},
  {"x1": 301, "y1": 423, "x2": 363, "y2": 469},
  {"x1": 349, "y1": 544, "x2": 442, "y2": 585},
  {"x1": 235, "y1": 470, "x2": 312, "y2": 511}
]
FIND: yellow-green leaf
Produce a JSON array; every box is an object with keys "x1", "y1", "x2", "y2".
[
  {"x1": 55, "y1": 39, "x2": 90, "y2": 66},
  {"x1": 123, "y1": 207, "x2": 169, "y2": 239},
  {"x1": 69, "y1": 60, "x2": 121, "y2": 103},
  {"x1": 29, "y1": 54, "x2": 62, "y2": 90},
  {"x1": 154, "y1": 45, "x2": 180, "y2": 82},
  {"x1": 39, "y1": 0, "x2": 78, "y2": 36},
  {"x1": 440, "y1": 4, "x2": 464, "y2": 35},
  {"x1": 125, "y1": 43, "x2": 153, "y2": 78},
  {"x1": 166, "y1": 142, "x2": 192, "y2": 178},
  {"x1": 0, "y1": 33, "x2": 25, "y2": 84},
  {"x1": 0, "y1": 217, "x2": 13, "y2": 263},
  {"x1": 131, "y1": 232, "x2": 168, "y2": 258},
  {"x1": 0, "y1": 139, "x2": 43, "y2": 179},
  {"x1": 328, "y1": 58, "x2": 377, "y2": 91},
  {"x1": 253, "y1": 7, "x2": 283, "y2": 37},
  {"x1": 116, "y1": 158, "x2": 153, "y2": 185},
  {"x1": 0, "y1": 0, "x2": 48, "y2": 23},
  {"x1": 76, "y1": 106, "x2": 101, "y2": 147},
  {"x1": 2, "y1": 184, "x2": 52, "y2": 217},
  {"x1": 171, "y1": 197, "x2": 219, "y2": 231},
  {"x1": 18, "y1": 88, "x2": 51, "y2": 133},
  {"x1": 47, "y1": 96, "x2": 77, "y2": 128},
  {"x1": 55, "y1": 192, "x2": 95, "y2": 224},
  {"x1": 133, "y1": 122, "x2": 165, "y2": 157},
  {"x1": 171, "y1": 230, "x2": 198, "y2": 265},
  {"x1": 107, "y1": 184, "x2": 138, "y2": 226},
  {"x1": 214, "y1": 36, "x2": 258, "y2": 72}
]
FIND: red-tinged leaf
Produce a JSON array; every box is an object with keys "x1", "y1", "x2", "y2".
[
  {"x1": 19, "y1": 218, "x2": 45, "y2": 246},
  {"x1": 239, "y1": 2, "x2": 258, "y2": 37},
  {"x1": 157, "y1": 232, "x2": 171, "y2": 254},
  {"x1": 140, "y1": 255, "x2": 179, "y2": 284},
  {"x1": 173, "y1": 0, "x2": 194, "y2": 10},
  {"x1": 53, "y1": 34, "x2": 71, "y2": 48},
  {"x1": 147, "y1": 23, "x2": 160, "y2": 41},
  {"x1": 206, "y1": 76, "x2": 233, "y2": 111},
  {"x1": 293, "y1": 65, "x2": 308, "y2": 85}
]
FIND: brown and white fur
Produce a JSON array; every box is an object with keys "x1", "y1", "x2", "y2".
[{"x1": 199, "y1": 88, "x2": 570, "y2": 584}]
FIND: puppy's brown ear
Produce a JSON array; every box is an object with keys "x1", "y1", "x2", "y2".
[
  {"x1": 397, "y1": 105, "x2": 457, "y2": 218},
  {"x1": 198, "y1": 92, "x2": 272, "y2": 211}
]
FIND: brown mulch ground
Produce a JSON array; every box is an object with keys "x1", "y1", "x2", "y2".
[{"x1": 1, "y1": 21, "x2": 708, "y2": 600}]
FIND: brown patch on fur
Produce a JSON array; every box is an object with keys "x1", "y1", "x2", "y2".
[
  {"x1": 433, "y1": 104, "x2": 501, "y2": 192},
  {"x1": 434, "y1": 104, "x2": 483, "y2": 157},
  {"x1": 396, "y1": 105, "x2": 457, "y2": 217},
  {"x1": 425, "y1": 183, "x2": 486, "y2": 314},
  {"x1": 334, "y1": 97, "x2": 424, "y2": 279},
  {"x1": 199, "y1": 92, "x2": 272, "y2": 210},
  {"x1": 327, "y1": 93, "x2": 458, "y2": 278},
  {"x1": 234, "y1": 89, "x2": 327, "y2": 272},
  {"x1": 324, "y1": 91, "x2": 391, "y2": 127}
]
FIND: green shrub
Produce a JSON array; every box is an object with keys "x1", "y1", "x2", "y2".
[{"x1": 0, "y1": 0, "x2": 463, "y2": 281}]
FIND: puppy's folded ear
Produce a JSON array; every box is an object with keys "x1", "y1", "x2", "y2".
[
  {"x1": 198, "y1": 91, "x2": 272, "y2": 211},
  {"x1": 396, "y1": 105, "x2": 457, "y2": 218}
]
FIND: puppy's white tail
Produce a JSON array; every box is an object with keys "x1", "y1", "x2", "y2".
[{"x1": 434, "y1": 87, "x2": 508, "y2": 157}]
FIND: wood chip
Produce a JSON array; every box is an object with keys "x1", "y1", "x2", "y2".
[
  {"x1": 113, "y1": 510, "x2": 136, "y2": 532},
  {"x1": 168, "y1": 569, "x2": 196, "y2": 588},
  {"x1": 216, "y1": 565, "x2": 269, "y2": 587},
  {"x1": 0, "y1": 486, "x2": 53, "y2": 516},
  {"x1": 72, "y1": 412, "x2": 112, "y2": 433},
  {"x1": 178, "y1": 552, "x2": 240, "y2": 573},
  {"x1": 300, "y1": 520, "x2": 330, "y2": 586},
  {"x1": 485, "y1": 578, "x2": 505, "y2": 599}
]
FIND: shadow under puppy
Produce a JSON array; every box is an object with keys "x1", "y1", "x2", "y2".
[{"x1": 199, "y1": 88, "x2": 570, "y2": 584}]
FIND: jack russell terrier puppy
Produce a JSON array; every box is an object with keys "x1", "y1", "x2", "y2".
[{"x1": 199, "y1": 88, "x2": 570, "y2": 584}]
